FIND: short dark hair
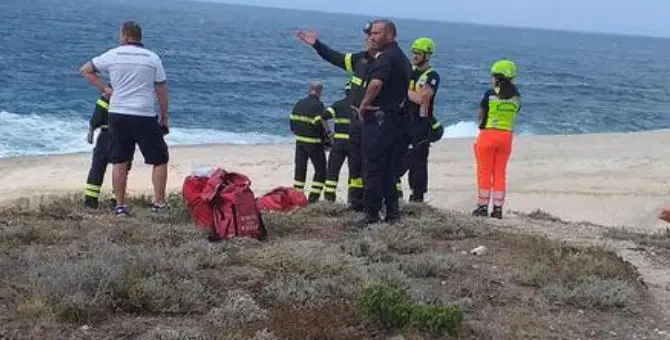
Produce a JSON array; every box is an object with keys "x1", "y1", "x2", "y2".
[
  {"x1": 372, "y1": 19, "x2": 397, "y2": 38},
  {"x1": 310, "y1": 81, "x2": 323, "y2": 94},
  {"x1": 121, "y1": 21, "x2": 142, "y2": 41}
]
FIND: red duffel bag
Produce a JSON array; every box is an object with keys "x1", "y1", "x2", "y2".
[
  {"x1": 182, "y1": 167, "x2": 267, "y2": 241},
  {"x1": 256, "y1": 186, "x2": 308, "y2": 212}
]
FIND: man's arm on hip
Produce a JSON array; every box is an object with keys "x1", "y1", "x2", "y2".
[
  {"x1": 80, "y1": 50, "x2": 113, "y2": 92},
  {"x1": 359, "y1": 79, "x2": 383, "y2": 109},
  {"x1": 359, "y1": 54, "x2": 391, "y2": 109},
  {"x1": 79, "y1": 61, "x2": 106, "y2": 93}
]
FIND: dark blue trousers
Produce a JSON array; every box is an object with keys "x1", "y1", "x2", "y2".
[{"x1": 361, "y1": 112, "x2": 408, "y2": 220}]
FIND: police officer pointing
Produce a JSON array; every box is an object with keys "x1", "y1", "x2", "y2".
[{"x1": 356, "y1": 19, "x2": 412, "y2": 225}]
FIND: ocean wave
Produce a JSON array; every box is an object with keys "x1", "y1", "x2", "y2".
[
  {"x1": 0, "y1": 110, "x2": 291, "y2": 159},
  {"x1": 0, "y1": 110, "x2": 529, "y2": 158}
]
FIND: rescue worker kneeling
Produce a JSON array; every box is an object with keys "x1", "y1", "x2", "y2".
[
  {"x1": 290, "y1": 81, "x2": 330, "y2": 203},
  {"x1": 84, "y1": 89, "x2": 134, "y2": 208},
  {"x1": 323, "y1": 81, "x2": 353, "y2": 202}
]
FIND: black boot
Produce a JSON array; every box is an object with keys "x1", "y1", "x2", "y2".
[
  {"x1": 348, "y1": 188, "x2": 365, "y2": 212},
  {"x1": 84, "y1": 196, "x2": 99, "y2": 209},
  {"x1": 490, "y1": 206, "x2": 503, "y2": 219},
  {"x1": 472, "y1": 204, "x2": 488, "y2": 217},
  {"x1": 357, "y1": 213, "x2": 380, "y2": 227},
  {"x1": 324, "y1": 192, "x2": 336, "y2": 202},
  {"x1": 308, "y1": 193, "x2": 321, "y2": 204},
  {"x1": 409, "y1": 192, "x2": 424, "y2": 203},
  {"x1": 384, "y1": 198, "x2": 401, "y2": 224}
]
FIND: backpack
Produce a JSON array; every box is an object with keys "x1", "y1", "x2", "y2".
[
  {"x1": 256, "y1": 186, "x2": 309, "y2": 212},
  {"x1": 182, "y1": 167, "x2": 267, "y2": 242}
]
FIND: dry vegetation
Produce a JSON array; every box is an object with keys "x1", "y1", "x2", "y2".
[
  {"x1": 0, "y1": 194, "x2": 662, "y2": 339},
  {"x1": 604, "y1": 227, "x2": 670, "y2": 250}
]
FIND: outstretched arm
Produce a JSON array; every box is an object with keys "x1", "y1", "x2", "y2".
[{"x1": 297, "y1": 31, "x2": 362, "y2": 73}]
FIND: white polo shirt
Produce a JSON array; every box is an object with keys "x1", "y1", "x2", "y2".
[{"x1": 91, "y1": 44, "x2": 166, "y2": 117}]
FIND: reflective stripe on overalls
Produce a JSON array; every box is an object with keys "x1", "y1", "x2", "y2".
[
  {"x1": 290, "y1": 114, "x2": 323, "y2": 143},
  {"x1": 325, "y1": 107, "x2": 351, "y2": 140}
]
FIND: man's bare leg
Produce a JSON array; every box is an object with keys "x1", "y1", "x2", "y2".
[
  {"x1": 113, "y1": 162, "x2": 129, "y2": 207},
  {"x1": 152, "y1": 163, "x2": 168, "y2": 205}
]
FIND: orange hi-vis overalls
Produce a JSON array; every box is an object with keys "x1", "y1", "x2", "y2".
[{"x1": 474, "y1": 87, "x2": 521, "y2": 207}]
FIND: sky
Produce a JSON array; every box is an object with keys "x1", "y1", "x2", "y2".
[{"x1": 207, "y1": 0, "x2": 670, "y2": 38}]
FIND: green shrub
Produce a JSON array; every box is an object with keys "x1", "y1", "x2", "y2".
[{"x1": 358, "y1": 283, "x2": 462, "y2": 336}]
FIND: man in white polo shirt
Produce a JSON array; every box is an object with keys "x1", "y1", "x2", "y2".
[{"x1": 79, "y1": 21, "x2": 169, "y2": 217}]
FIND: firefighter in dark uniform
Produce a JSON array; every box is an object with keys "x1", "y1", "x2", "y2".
[
  {"x1": 290, "y1": 81, "x2": 331, "y2": 203},
  {"x1": 84, "y1": 91, "x2": 133, "y2": 208},
  {"x1": 323, "y1": 81, "x2": 354, "y2": 202},
  {"x1": 296, "y1": 22, "x2": 378, "y2": 212},
  {"x1": 396, "y1": 37, "x2": 444, "y2": 203}
]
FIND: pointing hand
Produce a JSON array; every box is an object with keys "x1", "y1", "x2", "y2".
[{"x1": 296, "y1": 31, "x2": 317, "y2": 46}]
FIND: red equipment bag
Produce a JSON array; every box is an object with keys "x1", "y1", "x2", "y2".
[
  {"x1": 182, "y1": 167, "x2": 267, "y2": 242},
  {"x1": 256, "y1": 186, "x2": 309, "y2": 212}
]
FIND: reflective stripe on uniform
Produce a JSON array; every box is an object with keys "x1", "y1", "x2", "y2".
[
  {"x1": 349, "y1": 177, "x2": 364, "y2": 188},
  {"x1": 344, "y1": 53, "x2": 353, "y2": 73},
  {"x1": 432, "y1": 121, "x2": 442, "y2": 130},
  {"x1": 492, "y1": 191, "x2": 505, "y2": 206},
  {"x1": 293, "y1": 181, "x2": 305, "y2": 191},
  {"x1": 335, "y1": 118, "x2": 350, "y2": 124},
  {"x1": 350, "y1": 76, "x2": 362, "y2": 86},
  {"x1": 310, "y1": 181, "x2": 325, "y2": 194},
  {"x1": 290, "y1": 114, "x2": 321, "y2": 125},
  {"x1": 96, "y1": 99, "x2": 109, "y2": 109},
  {"x1": 325, "y1": 180, "x2": 337, "y2": 193},
  {"x1": 85, "y1": 183, "x2": 101, "y2": 198},
  {"x1": 295, "y1": 136, "x2": 321, "y2": 144},
  {"x1": 333, "y1": 133, "x2": 349, "y2": 140},
  {"x1": 326, "y1": 107, "x2": 336, "y2": 119},
  {"x1": 477, "y1": 189, "x2": 491, "y2": 205},
  {"x1": 409, "y1": 67, "x2": 434, "y2": 92}
]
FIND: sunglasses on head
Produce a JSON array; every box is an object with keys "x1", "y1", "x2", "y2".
[{"x1": 363, "y1": 22, "x2": 372, "y2": 35}]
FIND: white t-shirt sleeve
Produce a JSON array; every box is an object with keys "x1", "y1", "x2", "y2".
[
  {"x1": 154, "y1": 56, "x2": 167, "y2": 84},
  {"x1": 91, "y1": 49, "x2": 115, "y2": 73}
]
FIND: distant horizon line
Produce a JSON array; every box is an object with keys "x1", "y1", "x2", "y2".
[{"x1": 195, "y1": 0, "x2": 670, "y2": 40}]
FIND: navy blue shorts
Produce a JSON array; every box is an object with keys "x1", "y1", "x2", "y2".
[{"x1": 108, "y1": 113, "x2": 169, "y2": 165}]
